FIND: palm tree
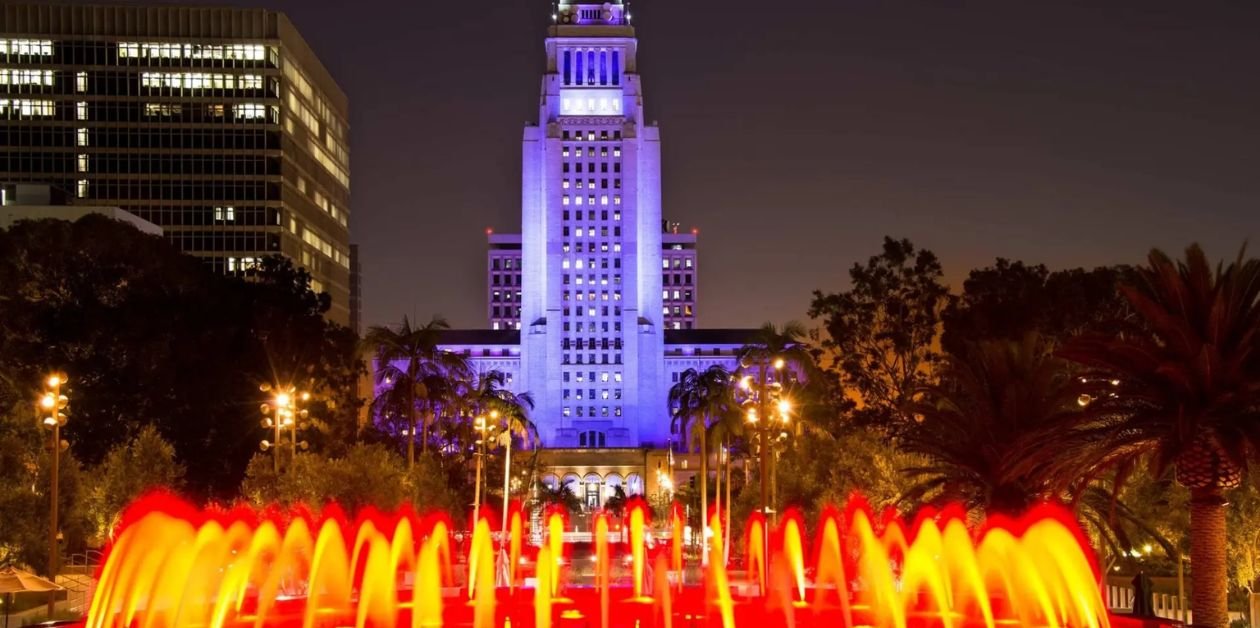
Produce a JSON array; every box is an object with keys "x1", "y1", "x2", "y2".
[
  {"x1": 736, "y1": 321, "x2": 813, "y2": 520},
  {"x1": 456, "y1": 370, "x2": 537, "y2": 524},
  {"x1": 902, "y1": 334, "x2": 1101, "y2": 514},
  {"x1": 705, "y1": 403, "x2": 746, "y2": 565},
  {"x1": 669, "y1": 364, "x2": 733, "y2": 566},
  {"x1": 365, "y1": 316, "x2": 471, "y2": 467},
  {"x1": 1062, "y1": 245, "x2": 1260, "y2": 628},
  {"x1": 903, "y1": 334, "x2": 1176, "y2": 564}
]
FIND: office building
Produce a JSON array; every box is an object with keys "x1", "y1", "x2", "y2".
[{"x1": 0, "y1": 4, "x2": 352, "y2": 324}]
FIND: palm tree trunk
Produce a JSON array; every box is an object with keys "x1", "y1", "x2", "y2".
[
  {"x1": 421, "y1": 407, "x2": 431, "y2": 455},
  {"x1": 1189, "y1": 486, "x2": 1230, "y2": 627},
  {"x1": 713, "y1": 442, "x2": 722, "y2": 544},
  {"x1": 700, "y1": 423, "x2": 709, "y2": 567},
  {"x1": 407, "y1": 387, "x2": 417, "y2": 470},
  {"x1": 724, "y1": 440, "x2": 732, "y2": 566}
]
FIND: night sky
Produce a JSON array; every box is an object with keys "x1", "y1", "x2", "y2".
[{"x1": 49, "y1": 1, "x2": 1260, "y2": 329}]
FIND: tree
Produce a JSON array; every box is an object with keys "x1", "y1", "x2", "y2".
[
  {"x1": 941, "y1": 259, "x2": 1130, "y2": 354},
  {"x1": 367, "y1": 316, "x2": 471, "y2": 466},
  {"x1": 240, "y1": 443, "x2": 411, "y2": 512},
  {"x1": 0, "y1": 217, "x2": 363, "y2": 498},
  {"x1": 669, "y1": 365, "x2": 732, "y2": 565},
  {"x1": 0, "y1": 409, "x2": 88, "y2": 570},
  {"x1": 85, "y1": 425, "x2": 184, "y2": 544},
  {"x1": 533, "y1": 480, "x2": 583, "y2": 516},
  {"x1": 808, "y1": 237, "x2": 949, "y2": 425},
  {"x1": 1062, "y1": 244, "x2": 1260, "y2": 627}
]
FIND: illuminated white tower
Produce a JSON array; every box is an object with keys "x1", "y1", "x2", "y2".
[{"x1": 520, "y1": 1, "x2": 667, "y2": 448}]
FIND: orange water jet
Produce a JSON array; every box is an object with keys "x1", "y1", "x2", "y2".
[{"x1": 84, "y1": 493, "x2": 1112, "y2": 628}]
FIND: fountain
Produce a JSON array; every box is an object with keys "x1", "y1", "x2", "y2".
[{"x1": 81, "y1": 492, "x2": 1120, "y2": 627}]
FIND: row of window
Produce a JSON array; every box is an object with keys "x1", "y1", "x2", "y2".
[
  {"x1": 563, "y1": 353, "x2": 624, "y2": 365},
  {"x1": 490, "y1": 257, "x2": 518, "y2": 270},
  {"x1": 0, "y1": 71, "x2": 279, "y2": 97},
  {"x1": 490, "y1": 290, "x2": 523, "y2": 302},
  {"x1": 663, "y1": 305, "x2": 695, "y2": 317},
  {"x1": 563, "y1": 306, "x2": 622, "y2": 317},
  {"x1": 663, "y1": 257, "x2": 694, "y2": 269},
  {"x1": 490, "y1": 274, "x2": 520, "y2": 286},
  {"x1": 562, "y1": 146, "x2": 621, "y2": 158},
  {"x1": 562, "y1": 208, "x2": 619, "y2": 221},
  {"x1": 561, "y1": 338, "x2": 624, "y2": 350},
  {"x1": 563, "y1": 179, "x2": 623, "y2": 192},
  {"x1": 563, "y1": 406, "x2": 623, "y2": 418},
  {"x1": 69, "y1": 179, "x2": 280, "y2": 202},
  {"x1": 563, "y1": 291, "x2": 622, "y2": 303},
  {"x1": 666, "y1": 273, "x2": 694, "y2": 286},
  {"x1": 22, "y1": 153, "x2": 281, "y2": 176},
  {"x1": 562, "y1": 274, "x2": 622, "y2": 285},
  {"x1": 562, "y1": 257, "x2": 621, "y2": 270},
  {"x1": 489, "y1": 306, "x2": 522, "y2": 318},
  {"x1": 560, "y1": 48, "x2": 623, "y2": 87},
  {"x1": 164, "y1": 230, "x2": 280, "y2": 253},
  {"x1": 563, "y1": 371, "x2": 622, "y2": 383},
  {"x1": 0, "y1": 100, "x2": 280, "y2": 124},
  {"x1": 663, "y1": 290, "x2": 694, "y2": 302},
  {"x1": 119, "y1": 42, "x2": 268, "y2": 62},
  {"x1": 1, "y1": 127, "x2": 281, "y2": 150},
  {"x1": 2, "y1": 39, "x2": 278, "y2": 68},
  {"x1": 563, "y1": 242, "x2": 620, "y2": 254},
  {"x1": 561, "y1": 225, "x2": 621, "y2": 237},
  {"x1": 562, "y1": 194, "x2": 621, "y2": 206},
  {"x1": 564, "y1": 321, "x2": 621, "y2": 333},
  {"x1": 563, "y1": 389, "x2": 623, "y2": 400},
  {"x1": 561, "y1": 130, "x2": 621, "y2": 142},
  {"x1": 562, "y1": 162, "x2": 624, "y2": 176}
]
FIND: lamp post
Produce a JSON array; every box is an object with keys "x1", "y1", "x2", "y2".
[
  {"x1": 738, "y1": 357, "x2": 791, "y2": 581},
  {"x1": 260, "y1": 384, "x2": 310, "y2": 473},
  {"x1": 39, "y1": 373, "x2": 68, "y2": 617},
  {"x1": 739, "y1": 358, "x2": 790, "y2": 526},
  {"x1": 472, "y1": 415, "x2": 496, "y2": 528}
]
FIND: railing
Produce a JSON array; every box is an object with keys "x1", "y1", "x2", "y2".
[
  {"x1": 61, "y1": 550, "x2": 103, "y2": 613},
  {"x1": 1106, "y1": 584, "x2": 1189, "y2": 624}
]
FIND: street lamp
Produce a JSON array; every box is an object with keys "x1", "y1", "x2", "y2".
[
  {"x1": 472, "y1": 414, "x2": 497, "y2": 529},
  {"x1": 39, "y1": 373, "x2": 68, "y2": 617},
  {"x1": 260, "y1": 383, "x2": 311, "y2": 474}
]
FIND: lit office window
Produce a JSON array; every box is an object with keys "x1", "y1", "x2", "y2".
[
  {"x1": 76, "y1": 179, "x2": 88, "y2": 198},
  {"x1": 0, "y1": 69, "x2": 54, "y2": 86},
  {"x1": 75, "y1": 72, "x2": 87, "y2": 93},
  {"x1": 76, "y1": 102, "x2": 88, "y2": 120},
  {"x1": 76, "y1": 128, "x2": 89, "y2": 146},
  {"x1": 232, "y1": 103, "x2": 267, "y2": 119},
  {"x1": 0, "y1": 39, "x2": 54, "y2": 56},
  {"x1": 76, "y1": 154, "x2": 88, "y2": 173},
  {"x1": 0, "y1": 99, "x2": 55, "y2": 117}
]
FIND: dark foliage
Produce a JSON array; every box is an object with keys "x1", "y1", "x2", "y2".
[{"x1": 0, "y1": 216, "x2": 363, "y2": 499}]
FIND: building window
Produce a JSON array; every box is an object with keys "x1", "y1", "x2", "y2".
[
  {"x1": 75, "y1": 72, "x2": 88, "y2": 93},
  {"x1": 76, "y1": 179, "x2": 88, "y2": 199},
  {"x1": 76, "y1": 128, "x2": 89, "y2": 147},
  {"x1": 76, "y1": 154, "x2": 88, "y2": 173},
  {"x1": 214, "y1": 206, "x2": 236, "y2": 222}
]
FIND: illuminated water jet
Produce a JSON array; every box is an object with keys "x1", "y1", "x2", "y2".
[{"x1": 83, "y1": 493, "x2": 1113, "y2": 627}]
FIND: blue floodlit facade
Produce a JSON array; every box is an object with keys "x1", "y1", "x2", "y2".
[{"x1": 387, "y1": 2, "x2": 755, "y2": 506}]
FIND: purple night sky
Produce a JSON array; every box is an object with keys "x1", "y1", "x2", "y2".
[{"x1": 39, "y1": 0, "x2": 1260, "y2": 329}]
